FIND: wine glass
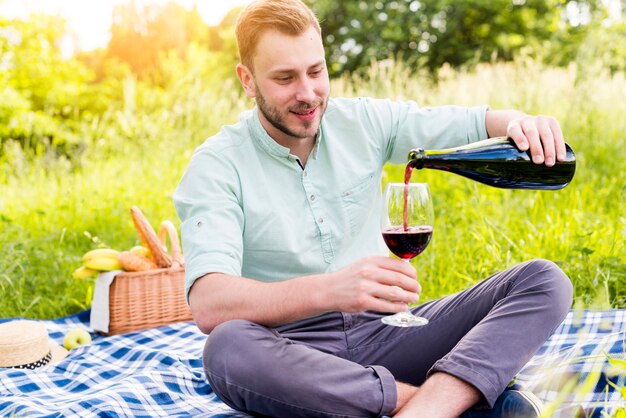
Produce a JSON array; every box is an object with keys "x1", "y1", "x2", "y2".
[{"x1": 380, "y1": 182, "x2": 434, "y2": 327}]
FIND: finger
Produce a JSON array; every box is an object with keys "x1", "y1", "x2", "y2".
[
  {"x1": 378, "y1": 271, "x2": 421, "y2": 294},
  {"x1": 359, "y1": 257, "x2": 420, "y2": 295},
  {"x1": 507, "y1": 122, "x2": 529, "y2": 151},
  {"x1": 548, "y1": 117, "x2": 567, "y2": 161},
  {"x1": 370, "y1": 297, "x2": 411, "y2": 314},
  {"x1": 351, "y1": 291, "x2": 409, "y2": 314},
  {"x1": 382, "y1": 284, "x2": 420, "y2": 304},
  {"x1": 537, "y1": 117, "x2": 556, "y2": 167},
  {"x1": 374, "y1": 285, "x2": 417, "y2": 304},
  {"x1": 374, "y1": 256, "x2": 417, "y2": 280},
  {"x1": 521, "y1": 118, "x2": 544, "y2": 164}
]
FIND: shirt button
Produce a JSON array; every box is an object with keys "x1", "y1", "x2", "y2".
[
  {"x1": 310, "y1": 194, "x2": 316, "y2": 201},
  {"x1": 303, "y1": 171, "x2": 308, "y2": 177},
  {"x1": 318, "y1": 217, "x2": 324, "y2": 223}
]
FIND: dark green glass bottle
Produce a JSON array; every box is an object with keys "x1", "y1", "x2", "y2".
[{"x1": 408, "y1": 137, "x2": 576, "y2": 190}]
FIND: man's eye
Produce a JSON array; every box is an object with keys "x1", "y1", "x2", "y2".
[{"x1": 276, "y1": 77, "x2": 292, "y2": 82}]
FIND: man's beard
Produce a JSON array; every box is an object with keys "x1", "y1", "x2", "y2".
[{"x1": 255, "y1": 87, "x2": 326, "y2": 140}]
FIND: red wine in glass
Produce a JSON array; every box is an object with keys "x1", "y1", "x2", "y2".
[
  {"x1": 381, "y1": 181, "x2": 434, "y2": 327},
  {"x1": 382, "y1": 225, "x2": 433, "y2": 260}
]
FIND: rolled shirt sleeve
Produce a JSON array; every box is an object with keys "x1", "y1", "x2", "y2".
[
  {"x1": 342, "y1": 98, "x2": 489, "y2": 164},
  {"x1": 388, "y1": 102, "x2": 490, "y2": 164},
  {"x1": 174, "y1": 146, "x2": 244, "y2": 299}
]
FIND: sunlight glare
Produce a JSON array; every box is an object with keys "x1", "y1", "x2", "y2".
[{"x1": 0, "y1": 0, "x2": 253, "y2": 54}]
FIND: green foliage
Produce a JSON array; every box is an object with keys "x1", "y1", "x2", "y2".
[
  {"x1": 307, "y1": 0, "x2": 565, "y2": 75},
  {"x1": 307, "y1": 0, "x2": 626, "y2": 78},
  {"x1": 0, "y1": 15, "x2": 115, "y2": 165},
  {"x1": 1, "y1": 57, "x2": 625, "y2": 319},
  {"x1": 0, "y1": 2, "x2": 624, "y2": 321},
  {"x1": 105, "y1": 0, "x2": 231, "y2": 81},
  {"x1": 574, "y1": 19, "x2": 626, "y2": 76},
  {"x1": 364, "y1": 59, "x2": 626, "y2": 309},
  {"x1": 0, "y1": 2, "x2": 244, "y2": 171}
]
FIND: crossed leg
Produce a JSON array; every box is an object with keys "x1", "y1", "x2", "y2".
[{"x1": 203, "y1": 259, "x2": 572, "y2": 417}]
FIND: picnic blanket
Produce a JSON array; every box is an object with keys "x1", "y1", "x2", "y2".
[{"x1": 1, "y1": 310, "x2": 625, "y2": 417}]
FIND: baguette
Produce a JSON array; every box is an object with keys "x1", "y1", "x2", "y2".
[
  {"x1": 130, "y1": 206, "x2": 172, "y2": 268},
  {"x1": 118, "y1": 251, "x2": 158, "y2": 272}
]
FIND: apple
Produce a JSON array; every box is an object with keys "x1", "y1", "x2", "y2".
[{"x1": 63, "y1": 328, "x2": 92, "y2": 350}]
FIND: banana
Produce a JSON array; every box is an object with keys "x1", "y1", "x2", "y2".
[
  {"x1": 84, "y1": 256, "x2": 123, "y2": 271},
  {"x1": 72, "y1": 266, "x2": 99, "y2": 280},
  {"x1": 82, "y1": 248, "x2": 120, "y2": 262}
]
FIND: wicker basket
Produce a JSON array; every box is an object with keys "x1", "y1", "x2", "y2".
[
  {"x1": 107, "y1": 267, "x2": 190, "y2": 335},
  {"x1": 104, "y1": 206, "x2": 193, "y2": 336}
]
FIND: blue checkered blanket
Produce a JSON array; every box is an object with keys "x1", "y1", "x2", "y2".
[{"x1": 1, "y1": 310, "x2": 625, "y2": 417}]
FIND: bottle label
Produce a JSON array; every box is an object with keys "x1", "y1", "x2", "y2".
[{"x1": 426, "y1": 137, "x2": 510, "y2": 155}]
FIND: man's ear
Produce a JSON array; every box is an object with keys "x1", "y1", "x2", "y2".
[{"x1": 236, "y1": 64, "x2": 256, "y2": 99}]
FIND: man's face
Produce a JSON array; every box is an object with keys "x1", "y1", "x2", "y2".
[{"x1": 239, "y1": 26, "x2": 330, "y2": 145}]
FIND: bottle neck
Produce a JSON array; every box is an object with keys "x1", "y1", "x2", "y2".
[{"x1": 408, "y1": 148, "x2": 426, "y2": 169}]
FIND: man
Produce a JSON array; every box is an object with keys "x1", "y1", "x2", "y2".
[{"x1": 173, "y1": 0, "x2": 573, "y2": 416}]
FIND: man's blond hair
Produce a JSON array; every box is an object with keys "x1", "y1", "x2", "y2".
[{"x1": 235, "y1": 0, "x2": 321, "y2": 71}]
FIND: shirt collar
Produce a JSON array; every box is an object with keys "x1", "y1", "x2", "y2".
[
  {"x1": 248, "y1": 107, "x2": 291, "y2": 158},
  {"x1": 248, "y1": 106, "x2": 323, "y2": 161}
]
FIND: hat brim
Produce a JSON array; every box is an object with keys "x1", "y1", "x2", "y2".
[{"x1": 49, "y1": 342, "x2": 69, "y2": 365}]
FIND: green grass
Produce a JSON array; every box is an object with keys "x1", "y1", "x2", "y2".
[{"x1": 1, "y1": 60, "x2": 624, "y2": 319}]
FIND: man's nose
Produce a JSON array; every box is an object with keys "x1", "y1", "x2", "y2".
[{"x1": 295, "y1": 77, "x2": 316, "y2": 103}]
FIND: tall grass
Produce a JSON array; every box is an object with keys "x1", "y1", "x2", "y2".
[
  {"x1": 339, "y1": 59, "x2": 626, "y2": 308},
  {"x1": 0, "y1": 60, "x2": 624, "y2": 319}
]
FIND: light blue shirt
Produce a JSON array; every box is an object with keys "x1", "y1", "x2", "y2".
[{"x1": 173, "y1": 97, "x2": 489, "y2": 298}]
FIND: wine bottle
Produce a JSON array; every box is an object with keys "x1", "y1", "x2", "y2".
[{"x1": 407, "y1": 137, "x2": 576, "y2": 190}]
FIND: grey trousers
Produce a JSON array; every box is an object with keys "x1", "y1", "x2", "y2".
[{"x1": 203, "y1": 259, "x2": 573, "y2": 418}]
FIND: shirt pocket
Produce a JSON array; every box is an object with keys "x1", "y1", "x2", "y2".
[{"x1": 340, "y1": 173, "x2": 378, "y2": 237}]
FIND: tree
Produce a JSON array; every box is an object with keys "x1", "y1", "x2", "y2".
[
  {"x1": 306, "y1": 0, "x2": 599, "y2": 77},
  {"x1": 106, "y1": 0, "x2": 209, "y2": 79},
  {"x1": 0, "y1": 15, "x2": 96, "y2": 157}
]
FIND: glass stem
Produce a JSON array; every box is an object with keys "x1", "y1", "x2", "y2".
[{"x1": 404, "y1": 258, "x2": 413, "y2": 314}]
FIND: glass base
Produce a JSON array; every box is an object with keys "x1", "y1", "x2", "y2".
[{"x1": 381, "y1": 311, "x2": 429, "y2": 327}]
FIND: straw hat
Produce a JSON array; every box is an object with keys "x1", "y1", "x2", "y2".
[{"x1": 0, "y1": 320, "x2": 68, "y2": 369}]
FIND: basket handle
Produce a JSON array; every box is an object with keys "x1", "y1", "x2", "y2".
[
  {"x1": 158, "y1": 220, "x2": 184, "y2": 269},
  {"x1": 130, "y1": 206, "x2": 172, "y2": 268}
]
